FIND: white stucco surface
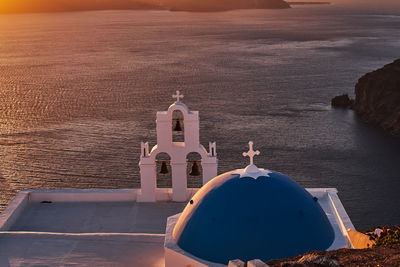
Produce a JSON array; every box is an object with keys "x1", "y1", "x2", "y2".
[
  {"x1": 0, "y1": 191, "x2": 187, "y2": 267},
  {"x1": 9, "y1": 201, "x2": 186, "y2": 233},
  {"x1": 0, "y1": 233, "x2": 165, "y2": 267}
]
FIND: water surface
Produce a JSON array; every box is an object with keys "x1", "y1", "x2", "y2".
[{"x1": 0, "y1": 7, "x2": 400, "y2": 229}]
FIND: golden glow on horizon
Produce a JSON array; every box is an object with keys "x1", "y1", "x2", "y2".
[{"x1": 0, "y1": 0, "x2": 399, "y2": 14}]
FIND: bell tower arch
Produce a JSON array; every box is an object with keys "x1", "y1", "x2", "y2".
[
  {"x1": 172, "y1": 110, "x2": 184, "y2": 142},
  {"x1": 138, "y1": 91, "x2": 218, "y2": 202}
]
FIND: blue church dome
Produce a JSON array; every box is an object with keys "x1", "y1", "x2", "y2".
[{"x1": 172, "y1": 146, "x2": 335, "y2": 264}]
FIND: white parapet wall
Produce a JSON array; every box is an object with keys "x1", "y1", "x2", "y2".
[
  {"x1": 0, "y1": 190, "x2": 30, "y2": 231},
  {"x1": 28, "y1": 189, "x2": 139, "y2": 202},
  {"x1": 164, "y1": 188, "x2": 355, "y2": 267},
  {"x1": 307, "y1": 188, "x2": 355, "y2": 250}
]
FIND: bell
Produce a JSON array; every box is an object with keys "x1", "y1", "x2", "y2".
[
  {"x1": 189, "y1": 161, "x2": 201, "y2": 176},
  {"x1": 173, "y1": 119, "x2": 183, "y2": 132},
  {"x1": 159, "y1": 161, "x2": 169, "y2": 174}
]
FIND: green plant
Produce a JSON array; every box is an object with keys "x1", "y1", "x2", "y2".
[{"x1": 375, "y1": 229, "x2": 400, "y2": 247}]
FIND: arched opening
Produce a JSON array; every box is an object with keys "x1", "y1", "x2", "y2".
[
  {"x1": 172, "y1": 110, "x2": 184, "y2": 142},
  {"x1": 186, "y1": 152, "x2": 203, "y2": 188},
  {"x1": 155, "y1": 152, "x2": 172, "y2": 188}
]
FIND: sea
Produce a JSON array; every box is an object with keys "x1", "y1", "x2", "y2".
[{"x1": 0, "y1": 5, "x2": 399, "y2": 229}]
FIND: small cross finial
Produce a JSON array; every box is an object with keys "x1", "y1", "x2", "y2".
[
  {"x1": 172, "y1": 90, "x2": 184, "y2": 102},
  {"x1": 242, "y1": 141, "x2": 260, "y2": 166}
]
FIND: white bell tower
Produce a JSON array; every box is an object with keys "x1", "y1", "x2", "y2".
[{"x1": 138, "y1": 91, "x2": 218, "y2": 202}]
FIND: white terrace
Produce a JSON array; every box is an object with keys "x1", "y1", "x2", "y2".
[{"x1": 0, "y1": 189, "x2": 187, "y2": 266}]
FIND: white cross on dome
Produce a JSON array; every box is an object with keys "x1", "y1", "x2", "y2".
[
  {"x1": 234, "y1": 141, "x2": 271, "y2": 178},
  {"x1": 243, "y1": 141, "x2": 260, "y2": 166}
]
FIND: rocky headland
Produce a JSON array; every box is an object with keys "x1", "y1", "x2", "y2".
[
  {"x1": 0, "y1": 0, "x2": 291, "y2": 13},
  {"x1": 287, "y1": 2, "x2": 330, "y2": 5},
  {"x1": 332, "y1": 59, "x2": 400, "y2": 137},
  {"x1": 163, "y1": 0, "x2": 290, "y2": 12}
]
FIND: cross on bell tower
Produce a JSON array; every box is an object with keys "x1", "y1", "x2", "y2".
[
  {"x1": 173, "y1": 90, "x2": 184, "y2": 102},
  {"x1": 243, "y1": 141, "x2": 260, "y2": 166}
]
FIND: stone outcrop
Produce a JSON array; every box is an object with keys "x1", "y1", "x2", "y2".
[
  {"x1": 353, "y1": 59, "x2": 400, "y2": 136},
  {"x1": 331, "y1": 94, "x2": 354, "y2": 108}
]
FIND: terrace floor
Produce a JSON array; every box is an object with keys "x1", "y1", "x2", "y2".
[{"x1": 0, "y1": 201, "x2": 186, "y2": 267}]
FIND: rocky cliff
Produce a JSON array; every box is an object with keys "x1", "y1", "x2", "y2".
[
  {"x1": 0, "y1": 0, "x2": 290, "y2": 13},
  {"x1": 163, "y1": 0, "x2": 290, "y2": 11},
  {"x1": 353, "y1": 59, "x2": 400, "y2": 136}
]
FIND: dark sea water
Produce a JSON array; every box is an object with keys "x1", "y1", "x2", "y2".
[{"x1": 0, "y1": 6, "x2": 399, "y2": 229}]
